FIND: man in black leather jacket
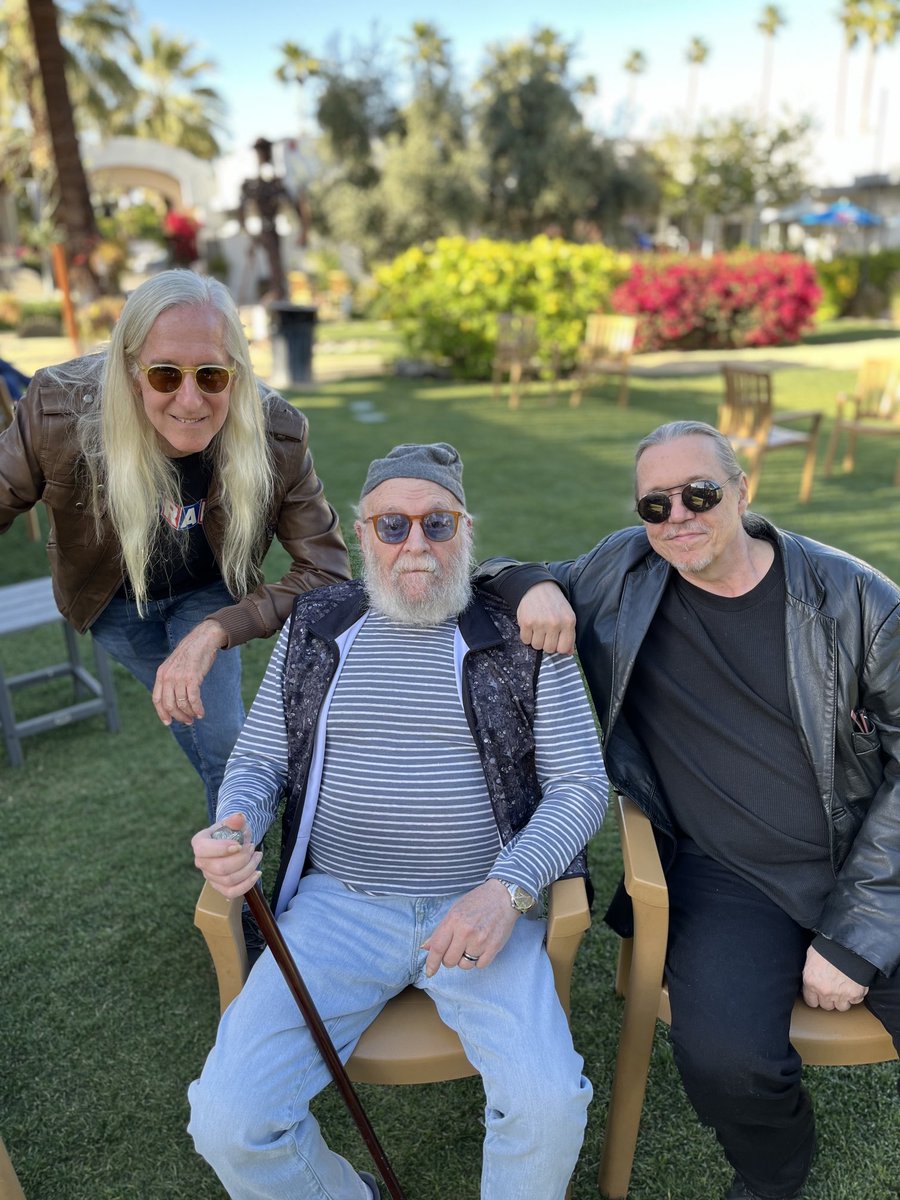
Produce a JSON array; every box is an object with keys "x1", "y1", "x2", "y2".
[{"x1": 478, "y1": 419, "x2": 899, "y2": 1200}]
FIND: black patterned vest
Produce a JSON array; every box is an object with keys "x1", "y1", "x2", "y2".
[{"x1": 270, "y1": 578, "x2": 588, "y2": 910}]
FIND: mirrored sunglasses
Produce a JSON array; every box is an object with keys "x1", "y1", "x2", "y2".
[
  {"x1": 138, "y1": 362, "x2": 235, "y2": 395},
  {"x1": 366, "y1": 510, "x2": 463, "y2": 544},
  {"x1": 636, "y1": 472, "x2": 742, "y2": 524}
]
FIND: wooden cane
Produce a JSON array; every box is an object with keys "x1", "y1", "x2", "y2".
[{"x1": 211, "y1": 828, "x2": 406, "y2": 1200}]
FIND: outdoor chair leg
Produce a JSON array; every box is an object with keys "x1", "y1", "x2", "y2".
[
  {"x1": 798, "y1": 419, "x2": 821, "y2": 504},
  {"x1": 843, "y1": 430, "x2": 858, "y2": 474},
  {"x1": 823, "y1": 424, "x2": 841, "y2": 478},
  {"x1": 508, "y1": 361, "x2": 524, "y2": 410},
  {"x1": 616, "y1": 371, "x2": 630, "y2": 408}
]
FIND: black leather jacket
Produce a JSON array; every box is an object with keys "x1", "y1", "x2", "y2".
[{"x1": 479, "y1": 513, "x2": 900, "y2": 976}]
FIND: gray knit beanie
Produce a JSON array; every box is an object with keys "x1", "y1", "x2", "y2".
[{"x1": 360, "y1": 442, "x2": 465, "y2": 506}]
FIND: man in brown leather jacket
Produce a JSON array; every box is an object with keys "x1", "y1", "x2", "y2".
[
  {"x1": 0, "y1": 269, "x2": 349, "y2": 819},
  {"x1": 478, "y1": 419, "x2": 899, "y2": 1200}
]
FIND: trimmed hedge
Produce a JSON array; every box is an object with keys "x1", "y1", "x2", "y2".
[
  {"x1": 612, "y1": 253, "x2": 821, "y2": 351},
  {"x1": 815, "y1": 249, "x2": 900, "y2": 320},
  {"x1": 374, "y1": 235, "x2": 631, "y2": 379}
]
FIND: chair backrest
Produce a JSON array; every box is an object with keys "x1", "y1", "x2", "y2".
[
  {"x1": 719, "y1": 366, "x2": 774, "y2": 439},
  {"x1": 494, "y1": 313, "x2": 539, "y2": 365},
  {"x1": 581, "y1": 313, "x2": 637, "y2": 363},
  {"x1": 853, "y1": 359, "x2": 900, "y2": 421}
]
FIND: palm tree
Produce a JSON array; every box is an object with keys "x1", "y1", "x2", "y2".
[
  {"x1": 24, "y1": 0, "x2": 101, "y2": 297},
  {"x1": 855, "y1": 0, "x2": 900, "y2": 131},
  {"x1": 685, "y1": 36, "x2": 710, "y2": 126},
  {"x1": 836, "y1": 0, "x2": 862, "y2": 136},
  {"x1": 624, "y1": 49, "x2": 647, "y2": 114},
  {"x1": 757, "y1": 5, "x2": 786, "y2": 120},
  {"x1": 274, "y1": 41, "x2": 322, "y2": 134},
  {"x1": 123, "y1": 27, "x2": 226, "y2": 159}
]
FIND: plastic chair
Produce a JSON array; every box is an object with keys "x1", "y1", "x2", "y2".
[
  {"x1": 718, "y1": 366, "x2": 822, "y2": 503},
  {"x1": 822, "y1": 359, "x2": 900, "y2": 487},
  {"x1": 491, "y1": 314, "x2": 541, "y2": 410},
  {"x1": 569, "y1": 314, "x2": 637, "y2": 409},
  {"x1": 598, "y1": 793, "x2": 898, "y2": 1199},
  {"x1": 195, "y1": 874, "x2": 590, "y2": 1084},
  {"x1": 0, "y1": 1136, "x2": 26, "y2": 1199}
]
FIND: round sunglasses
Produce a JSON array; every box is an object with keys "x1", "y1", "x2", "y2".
[
  {"x1": 636, "y1": 472, "x2": 742, "y2": 524},
  {"x1": 138, "y1": 362, "x2": 235, "y2": 395},
  {"x1": 364, "y1": 510, "x2": 463, "y2": 544}
]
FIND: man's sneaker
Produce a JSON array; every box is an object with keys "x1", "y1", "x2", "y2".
[{"x1": 359, "y1": 1170, "x2": 381, "y2": 1199}]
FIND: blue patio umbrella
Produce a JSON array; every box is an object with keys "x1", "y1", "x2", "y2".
[{"x1": 800, "y1": 200, "x2": 883, "y2": 227}]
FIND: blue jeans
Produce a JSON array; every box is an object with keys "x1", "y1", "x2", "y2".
[
  {"x1": 188, "y1": 872, "x2": 591, "y2": 1199},
  {"x1": 90, "y1": 582, "x2": 245, "y2": 821}
]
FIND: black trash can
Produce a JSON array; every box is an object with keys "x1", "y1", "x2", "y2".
[{"x1": 268, "y1": 303, "x2": 318, "y2": 387}]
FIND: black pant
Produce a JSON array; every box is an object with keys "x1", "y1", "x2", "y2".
[{"x1": 665, "y1": 848, "x2": 900, "y2": 1199}]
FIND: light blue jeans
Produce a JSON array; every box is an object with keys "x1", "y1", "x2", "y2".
[
  {"x1": 188, "y1": 871, "x2": 592, "y2": 1199},
  {"x1": 90, "y1": 581, "x2": 244, "y2": 821}
]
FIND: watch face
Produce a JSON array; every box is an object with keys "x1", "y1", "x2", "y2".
[{"x1": 511, "y1": 886, "x2": 535, "y2": 913}]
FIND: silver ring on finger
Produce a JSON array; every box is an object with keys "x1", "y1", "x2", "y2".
[{"x1": 461, "y1": 951, "x2": 480, "y2": 963}]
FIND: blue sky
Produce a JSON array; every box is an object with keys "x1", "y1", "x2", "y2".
[{"x1": 138, "y1": 0, "x2": 900, "y2": 187}]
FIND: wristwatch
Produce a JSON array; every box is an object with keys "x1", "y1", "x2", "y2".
[{"x1": 496, "y1": 878, "x2": 536, "y2": 913}]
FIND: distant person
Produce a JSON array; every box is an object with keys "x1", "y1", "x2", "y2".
[
  {"x1": 163, "y1": 201, "x2": 201, "y2": 267},
  {"x1": 0, "y1": 269, "x2": 349, "y2": 818},
  {"x1": 477, "y1": 420, "x2": 900, "y2": 1200},
  {"x1": 188, "y1": 442, "x2": 608, "y2": 1200},
  {"x1": 238, "y1": 137, "x2": 310, "y2": 303}
]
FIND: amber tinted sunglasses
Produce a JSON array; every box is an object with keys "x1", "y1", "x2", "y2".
[{"x1": 138, "y1": 362, "x2": 235, "y2": 395}]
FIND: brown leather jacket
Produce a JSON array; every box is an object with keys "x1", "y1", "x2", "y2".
[{"x1": 0, "y1": 358, "x2": 351, "y2": 645}]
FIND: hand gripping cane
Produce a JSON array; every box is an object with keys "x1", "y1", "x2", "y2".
[{"x1": 210, "y1": 826, "x2": 406, "y2": 1200}]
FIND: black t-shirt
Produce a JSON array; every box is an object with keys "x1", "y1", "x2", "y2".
[
  {"x1": 622, "y1": 544, "x2": 835, "y2": 928},
  {"x1": 119, "y1": 452, "x2": 222, "y2": 601}
]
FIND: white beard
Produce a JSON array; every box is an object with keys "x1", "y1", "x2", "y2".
[{"x1": 361, "y1": 535, "x2": 474, "y2": 627}]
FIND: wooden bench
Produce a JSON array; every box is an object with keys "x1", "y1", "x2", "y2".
[{"x1": 0, "y1": 577, "x2": 120, "y2": 767}]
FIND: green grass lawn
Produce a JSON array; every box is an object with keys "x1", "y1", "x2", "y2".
[{"x1": 1, "y1": 361, "x2": 898, "y2": 1199}]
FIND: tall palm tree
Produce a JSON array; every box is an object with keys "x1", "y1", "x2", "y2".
[
  {"x1": 24, "y1": 0, "x2": 101, "y2": 298},
  {"x1": 757, "y1": 5, "x2": 786, "y2": 120},
  {"x1": 856, "y1": 0, "x2": 900, "y2": 132},
  {"x1": 836, "y1": 0, "x2": 862, "y2": 136},
  {"x1": 274, "y1": 41, "x2": 322, "y2": 135},
  {"x1": 624, "y1": 49, "x2": 647, "y2": 114},
  {"x1": 122, "y1": 28, "x2": 226, "y2": 159},
  {"x1": 685, "y1": 36, "x2": 710, "y2": 126}
]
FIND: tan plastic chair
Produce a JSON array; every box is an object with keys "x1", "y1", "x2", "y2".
[
  {"x1": 598, "y1": 793, "x2": 898, "y2": 1200},
  {"x1": 718, "y1": 366, "x2": 822, "y2": 503},
  {"x1": 491, "y1": 313, "x2": 541, "y2": 411},
  {"x1": 569, "y1": 314, "x2": 637, "y2": 408},
  {"x1": 823, "y1": 359, "x2": 900, "y2": 487},
  {"x1": 1, "y1": 1136, "x2": 26, "y2": 1199},
  {"x1": 195, "y1": 874, "x2": 590, "y2": 1085}
]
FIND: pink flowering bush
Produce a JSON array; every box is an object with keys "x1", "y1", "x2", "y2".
[{"x1": 611, "y1": 253, "x2": 821, "y2": 352}]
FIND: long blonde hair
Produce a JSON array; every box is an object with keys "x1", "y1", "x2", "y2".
[{"x1": 74, "y1": 271, "x2": 274, "y2": 612}]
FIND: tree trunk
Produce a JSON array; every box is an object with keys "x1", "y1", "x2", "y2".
[{"x1": 25, "y1": 0, "x2": 101, "y2": 299}]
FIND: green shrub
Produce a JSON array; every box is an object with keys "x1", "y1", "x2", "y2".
[
  {"x1": 374, "y1": 235, "x2": 631, "y2": 378},
  {"x1": 815, "y1": 249, "x2": 900, "y2": 320},
  {"x1": 18, "y1": 297, "x2": 63, "y2": 337}
]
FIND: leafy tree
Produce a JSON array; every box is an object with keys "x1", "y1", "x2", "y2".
[
  {"x1": 624, "y1": 48, "x2": 647, "y2": 112},
  {"x1": 121, "y1": 27, "x2": 227, "y2": 159},
  {"x1": 274, "y1": 40, "x2": 323, "y2": 135},
  {"x1": 474, "y1": 27, "x2": 603, "y2": 238},
  {"x1": 653, "y1": 112, "x2": 813, "y2": 245},
  {"x1": 757, "y1": 5, "x2": 786, "y2": 120}
]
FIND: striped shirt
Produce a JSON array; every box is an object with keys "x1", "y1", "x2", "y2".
[{"x1": 217, "y1": 609, "x2": 608, "y2": 899}]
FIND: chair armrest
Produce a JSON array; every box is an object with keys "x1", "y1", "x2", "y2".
[
  {"x1": 773, "y1": 409, "x2": 823, "y2": 430},
  {"x1": 546, "y1": 875, "x2": 591, "y2": 1018},
  {"x1": 616, "y1": 794, "x2": 667, "y2": 909},
  {"x1": 194, "y1": 880, "x2": 248, "y2": 1015}
]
